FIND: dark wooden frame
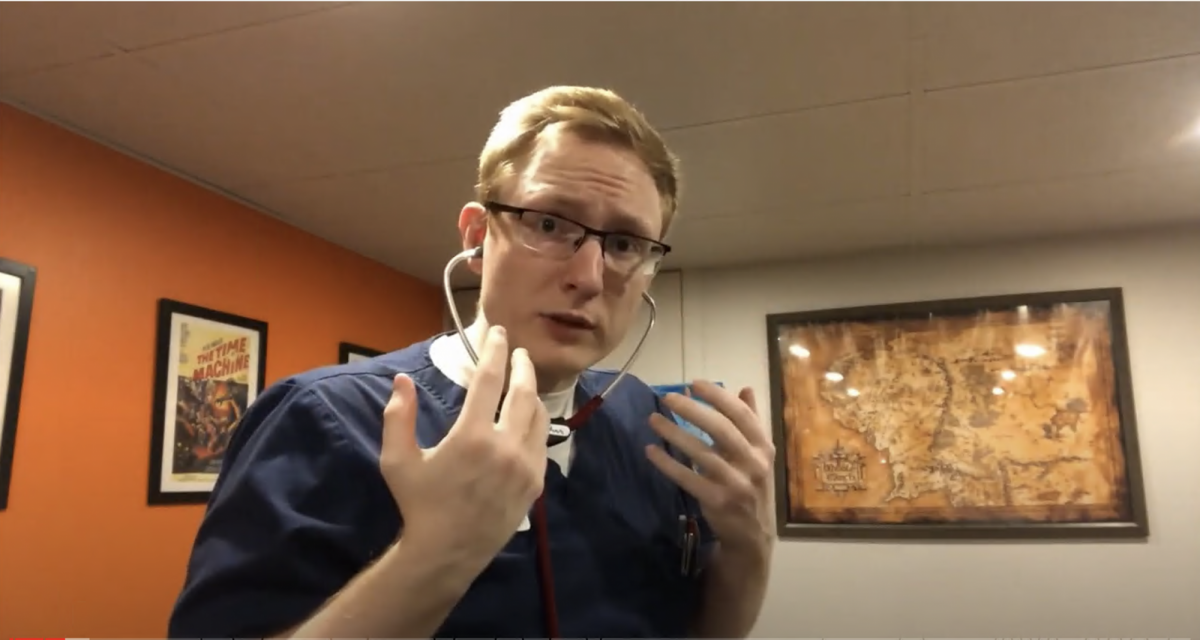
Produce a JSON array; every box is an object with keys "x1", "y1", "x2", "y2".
[
  {"x1": 765, "y1": 287, "x2": 1148, "y2": 540},
  {"x1": 148, "y1": 299, "x2": 268, "y2": 505},
  {"x1": 338, "y1": 341, "x2": 384, "y2": 364},
  {"x1": 0, "y1": 258, "x2": 37, "y2": 511}
]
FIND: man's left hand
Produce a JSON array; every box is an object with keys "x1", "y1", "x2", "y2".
[{"x1": 646, "y1": 380, "x2": 777, "y2": 556}]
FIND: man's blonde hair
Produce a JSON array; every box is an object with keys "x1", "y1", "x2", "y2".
[{"x1": 476, "y1": 86, "x2": 681, "y2": 239}]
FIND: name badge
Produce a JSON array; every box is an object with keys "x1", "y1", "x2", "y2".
[
  {"x1": 547, "y1": 420, "x2": 571, "y2": 447},
  {"x1": 496, "y1": 410, "x2": 571, "y2": 447}
]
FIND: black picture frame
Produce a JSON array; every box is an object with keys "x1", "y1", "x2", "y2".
[
  {"x1": 338, "y1": 341, "x2": 383, "y2": 364},
  {"x1": 148, "y1": 299, "x2": 268, "y2": 505},
  {"x1": 765, "y1": 287, "x2": 1148, "y2": 540},
  {"x1": 0, "y1": 258, "x2": 37, "y2": 512}
]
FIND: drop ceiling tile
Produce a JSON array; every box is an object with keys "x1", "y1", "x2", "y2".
[
  {"x1": 662, "y1": 196, "x2": 916, "y2": 270},
  {"x1": 238, "y1": 162, "x2": 475, "y2": 285},
  {"x1": 134, "y1": 3, "x2": 504, "y2": 179},
  {"x1": 0, "y1": 60, "x2": 342, "y2": 191},
  {"x1": 575, "y1": 1, "x2": 912, "y2": 128},
  {"x1": 237, "y1": 158, "x2": 477, "y2": 239},
  {"x1": 664, "y1": 160, "x2": 1200, "y2": 274},
  {"x1": 98, "y1": 1, "x2": 350, "y2": 50},
  {"x1": 920, "y1": 161, "x2": 1200, "y2": 232},
  {"x1": 0, "y1": 2, "x2": 349, "y2": 77},
  {"x1": 0, "y1": 54, "x2": 246, "y2": 181},
  {"x1": 665, "y1": 96, "x2": 910, "y2": 221},
  {"x1": 7, "y1": 1, "x2": 1198, "y2": 289},
  {"x1": 133, "y1": 2, "x2": 911, "y2": 185},
  {"x1": 918, "y1": 2, "x2": 1200, "y2": 89},
  {"x1": 0, "y1": 3, "x2": 119, "y2": 76},
  {"x1": 921, "y1": 53, "x2": 1200, "y2": 192},
  {"x1": 466, "y1": 2, "x2": 911, "y2": 127}
]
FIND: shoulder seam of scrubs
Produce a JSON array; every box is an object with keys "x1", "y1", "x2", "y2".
[{"x1": 296, "y1": 385, "x2": 361, "y2": 453}]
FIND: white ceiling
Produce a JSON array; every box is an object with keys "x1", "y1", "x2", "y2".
[{"x1": 3, "y1": 2, "x2": 1200, "y2": 287}]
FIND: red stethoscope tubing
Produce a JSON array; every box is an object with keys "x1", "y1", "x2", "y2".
[{"x1": 531, "y1": 395, "x2": 603, "y2": 638}]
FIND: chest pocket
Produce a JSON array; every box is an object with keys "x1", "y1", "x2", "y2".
[{"x1": 558, "y1": 472, "x2": 704, "y2": 636}]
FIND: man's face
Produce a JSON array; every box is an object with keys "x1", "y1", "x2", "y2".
[{"x1": 459, "y1": 126, "x2": 664, "y2": 389}]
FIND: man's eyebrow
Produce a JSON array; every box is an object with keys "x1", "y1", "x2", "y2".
[
  {"x1": 607, "y1": 210, "x2": 654, "y2": 238},
  {"x1": 531, "y1": 193, "x2": 586, "y2": 215}
]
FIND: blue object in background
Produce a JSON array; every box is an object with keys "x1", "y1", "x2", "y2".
[{"x1": 650, "y1": 382, "x2": 724, "y2": 447}]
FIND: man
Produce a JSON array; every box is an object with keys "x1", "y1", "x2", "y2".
[{"x1": 167, "y1": 86, "x2": 776, "y2": 638}]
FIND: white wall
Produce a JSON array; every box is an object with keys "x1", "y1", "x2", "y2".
[{"x1": 682, "y1": 228, "x2": 1200, "y2": 638}]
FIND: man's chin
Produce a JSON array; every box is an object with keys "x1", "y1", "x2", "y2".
[{"x1": 528, "y1": 348, "x2": 599, "y2": 385}]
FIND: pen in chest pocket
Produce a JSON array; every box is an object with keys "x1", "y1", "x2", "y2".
[{"x1": 678, "y1": 513, "x2": 699, "y2": 577}]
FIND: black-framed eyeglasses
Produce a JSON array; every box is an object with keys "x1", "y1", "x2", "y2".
[{"x1": 484, "y1": 201, "x2": 671, "y2": 277}]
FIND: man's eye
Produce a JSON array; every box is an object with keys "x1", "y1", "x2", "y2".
[{"x1": 610, "y1": 236, "x2": 641, "y2": 254}]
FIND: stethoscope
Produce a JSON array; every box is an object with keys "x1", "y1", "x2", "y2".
[
  {"x1": 442, "y1": 245, "x2": 661, "y2": 637},
  {"x1": 443, "y1": 245, "x2": 659, "y2": 423}
]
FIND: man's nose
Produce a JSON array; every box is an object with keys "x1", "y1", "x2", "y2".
[{"x1": 562, "y1": 237, "x2": 605, "y2": 296}]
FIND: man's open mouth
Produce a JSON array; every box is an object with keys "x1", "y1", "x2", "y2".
[{"x1": 543, "y1": 313, "x2": 596, "y2": 330}]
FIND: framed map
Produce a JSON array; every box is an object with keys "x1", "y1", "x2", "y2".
[
  {"x1": 0, "y1": 258, "x2": 37, "y2": 512},
  {"x1": 765, "y1": 288, "x2": 1148, "y2": 540},
  {"x1": 338, "y1": 341, "x2": 384, "y2": 364},
  {"x1": 148, "y1": 299, "x2": 268, "y2": 505}
]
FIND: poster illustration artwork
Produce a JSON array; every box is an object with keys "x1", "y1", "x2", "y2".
[
  {"x1": 171, "y1": 321, "x2": 253, "y2": 477},
  {"x1": 0, "y1": 257, "x2": 38, "y2": 512},
  {"x1": 766, "y1": 288, "x2": 1147, "y2": 539},
  {"x1": 149, "y1": 299, "x2": 267, "y2": 504}
]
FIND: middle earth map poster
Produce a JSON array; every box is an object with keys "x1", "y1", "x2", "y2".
[{"x1": 765, "y1": 288, "x2": 1148, "y2": 539}]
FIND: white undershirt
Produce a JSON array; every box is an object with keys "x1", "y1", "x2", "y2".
[{"x1": 428, "y1": 332, "x2": 578, "y2": 477}]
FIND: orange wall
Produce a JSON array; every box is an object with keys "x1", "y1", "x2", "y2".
[{"x1": 0, "y1": 104, "x2": 445, "y2": 636}]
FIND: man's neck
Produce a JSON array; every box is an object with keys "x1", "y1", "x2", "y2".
[{"x1": 464, "y1": 318, "x2": 578, "y2": 395}]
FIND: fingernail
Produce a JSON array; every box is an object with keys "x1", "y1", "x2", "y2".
[{"x1": 493, "y1": 325, "x2": 506, "y2": 339}]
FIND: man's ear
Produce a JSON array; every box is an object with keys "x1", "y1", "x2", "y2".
[
  {"x1": 457, "y1": 202, "x2": 488, "y2": 274},
  {"x1": 458, "y1": 202, "x2": 488, "y2": 249}
]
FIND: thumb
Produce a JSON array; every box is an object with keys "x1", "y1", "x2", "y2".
[{"x1": 382, "y1": 374, "x2": 420, "y2": 458}]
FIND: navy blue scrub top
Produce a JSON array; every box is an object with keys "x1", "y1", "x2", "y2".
[{"x1": 167, "y1": 334, "x2": 717, "y2": 638}]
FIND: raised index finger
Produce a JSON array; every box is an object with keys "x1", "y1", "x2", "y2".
[
  {"x1": 459, "y1": 325, "x2": 509, "y2": 430},
  {"x1": 498, "y1": 346, "x2": 540, "y2": 442}
]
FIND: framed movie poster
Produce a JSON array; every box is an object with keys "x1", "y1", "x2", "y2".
[
  {"x1": 148, "y1": 299, "x2": 268, "y2": 505},
  {"x1": 765, "y1": 288, "x2": 1148, "y2": 540},
  {"x1": 0, "y1": 258, "x2": 37, "y2": 511},
  {"x1": 339, "y1": 341, "x2": 383, "y2": 364}
]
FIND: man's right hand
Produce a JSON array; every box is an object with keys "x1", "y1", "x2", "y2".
[{"x1": 379, "y1": 325, "x2": 549, "y2": 569}]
